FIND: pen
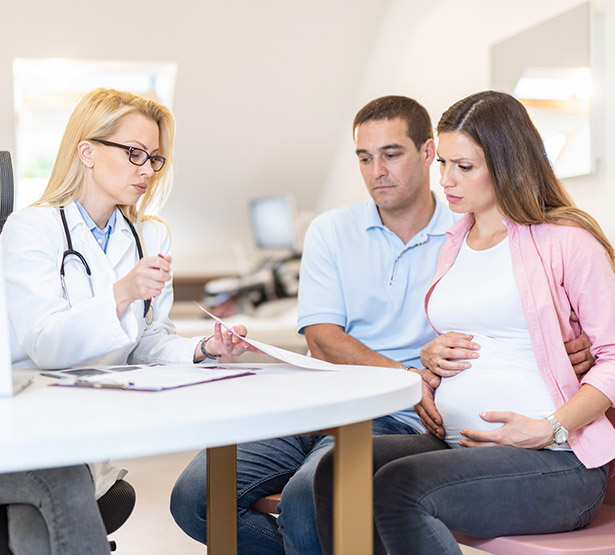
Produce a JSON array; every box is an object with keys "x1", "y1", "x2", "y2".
[
  {"x1": 54, "y1": 379, "x2": 135, "y2": 390},
  {"x1": 75, "y1": 379, "x2": 134, "y2": 390},
  {"x1": 144, "y1": 253, "x2": 166, "y2": 320},
  {"x1": 40, "y1": 372, "x2": 62, "y2": 379},
  {"x1": 14, "y1": 376, "x2": 35, "y2": 395}
]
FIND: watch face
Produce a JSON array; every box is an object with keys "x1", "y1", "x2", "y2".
[{"x1": 554, "y1": 429, "x2": 569, "y2": 444}]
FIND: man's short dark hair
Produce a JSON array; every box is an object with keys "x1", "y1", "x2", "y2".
[{"x1": 353, "y1": 96, "x2": 433, "y2": 150}]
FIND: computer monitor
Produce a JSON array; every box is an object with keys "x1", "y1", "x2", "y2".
[
  {"x1": 0, "y1": 246, "x2": 14, "y2": 396},
  {"x1": 249, "y1": 195, "x2": 296, "y2": 251}
]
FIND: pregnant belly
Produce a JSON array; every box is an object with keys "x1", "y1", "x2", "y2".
[{"x1": 434, "y1": 338, "x2": 556, "y2": 447}]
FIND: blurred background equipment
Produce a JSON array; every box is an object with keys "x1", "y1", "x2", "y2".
[
  {"x1": 203, "y1": 195, "x2": 302, "y2": 315},
  {"x1": 171, "y1": 194, "x2": 307, "y2": 360}
]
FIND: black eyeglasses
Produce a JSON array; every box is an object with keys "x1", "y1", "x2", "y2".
[{"x1": 91, "y1": 139, "x2": 166, "y2": 172}]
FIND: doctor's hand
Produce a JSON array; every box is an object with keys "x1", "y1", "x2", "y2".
[
  {"x1": 459, "y1": 411, "x2": 553, "y2": 450},
  {"x1": 421, "y1": 332, "x2": 480, "y2": 377},
  {"x1": 413, "y1": 368, "x2": 445, "y2": 440},
  {"x1": 194, "y1": 322, "x2": 260, "y2": 362},
  {"x1": 113, "y1": 255, "x2": 172, "y2": 317}
]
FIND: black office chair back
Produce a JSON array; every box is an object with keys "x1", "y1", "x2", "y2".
[
  {"x1": 0, "y1": 151, "x2": 14, "y2": 233},
  {"x1": 0, "y1": 152, "x2": 13, "y2": 553},
  {"x1": 0, "y1": 506, "x2": 9, "y2": 555}
]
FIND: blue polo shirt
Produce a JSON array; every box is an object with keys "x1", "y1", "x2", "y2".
[{"x1": 297, "y1": 194, "x2": 457, "y2": 429}]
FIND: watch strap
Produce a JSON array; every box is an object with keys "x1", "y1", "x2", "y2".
[
  {"x1": 200, "y1": 335, "x2": 222, "y2": 361},
  {"x1": 546, "y1": 413, "x2": 569, "y2": 445}
]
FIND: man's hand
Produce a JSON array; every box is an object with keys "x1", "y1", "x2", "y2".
[
  {"x1": 459, "y1": 411, "x2": 553, "y2": 449},
  {"x1": 565, "y1": 331, "x2": 594, "y2": 376},
  {"x1": 566, "y1": 311, "x2": 595, "y2": 376},
  {"x1": 413, "y1": 368, "x2": 444, "y2": 439},
  {"x1": 420, "y1": 332, "x2": 480, "y2": 376}
]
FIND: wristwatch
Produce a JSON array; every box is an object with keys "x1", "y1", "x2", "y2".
[
  {"x1": 545, "y1": 413, "x2": 569, "y2": 445},
  {"x1": 200, "y1": 335, "x2": 222, "y2": 361}
]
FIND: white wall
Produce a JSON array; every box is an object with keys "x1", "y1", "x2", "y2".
[
  {"x1": 0, "y1": 0, "x2": 389, "y2": 273},
  {"x1": 318, "y1": 0, "x2": 615, "y2": 243},
  {"x1": 2, "y1": 0, "x2": 614, "y2": 272}
]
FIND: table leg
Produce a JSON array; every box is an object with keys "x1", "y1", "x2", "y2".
[
  {"x1": 207, "y1": 444, "x2": 237, "y2": 555},
  {"x1": 332, "y1": 419, "x2": 373, "y2": 555}
]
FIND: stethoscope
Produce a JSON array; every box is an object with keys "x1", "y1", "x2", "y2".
[{"x1": 59, "y1": 206, "x2": 154, "y2": 324}]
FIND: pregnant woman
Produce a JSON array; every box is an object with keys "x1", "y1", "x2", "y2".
[{"x1": 313, "y1": 90, "x2": 615, "y2": 555}]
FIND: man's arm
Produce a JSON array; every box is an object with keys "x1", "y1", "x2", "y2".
[
  {"x1": 305, "y1": 323, "x2": 441, "y2": 427},
  {"x1": 305, "y1": 323, "x2": 402, "y2": 368}
]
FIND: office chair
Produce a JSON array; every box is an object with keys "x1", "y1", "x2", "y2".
[
  {"x1": 0, "y1": 507, "x2": 8, "y2": 555},
  {"x1": 0, "y1": 151, "x2": 136, "y2": 552},
  {"x1": 0, "y1": 151, "x2": 13, "y2": 555},
  {"x1": 0, "y1": 479, "x2": 136, "y2": 554},
  {"x1": 0, "y1": 151, "x2": 14, "y2": 233},
  {"x1": 251, "y1": 492, "x2": 281, "y2": 514}
]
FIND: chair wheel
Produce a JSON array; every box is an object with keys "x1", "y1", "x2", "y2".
[{"x1": 109, "y1": 540, "x2": 117, "y2": 551}]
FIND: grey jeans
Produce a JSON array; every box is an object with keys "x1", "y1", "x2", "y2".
[
  {"x1": 0, "y1": 465, "x2": 110, "y2": 555},
  {"x1": 314, "y1": 434, "x2": 609, "y2": 555}
]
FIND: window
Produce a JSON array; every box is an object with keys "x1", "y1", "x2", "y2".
[{"x1": 12, "y1": 58, "x2": 177, "y2": 208}]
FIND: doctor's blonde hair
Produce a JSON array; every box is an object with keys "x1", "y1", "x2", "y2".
[{"x1": 35, "y1": 88, "x2": 175, "y2": 224}]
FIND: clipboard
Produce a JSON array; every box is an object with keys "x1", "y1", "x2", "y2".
[{"x1": 46, "y1": 364, "x2": 256, "y2": 392}]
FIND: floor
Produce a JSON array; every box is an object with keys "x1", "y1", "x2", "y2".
[
  {"x1": 110, "y1": 450, "x2": 204, "y2": 554},
  {"x1": 109, "y1": 451, "x2": 489, "y2": 555}
]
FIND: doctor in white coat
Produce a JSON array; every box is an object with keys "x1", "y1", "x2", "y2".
[{"x1": 0, "y1": 88, "x2": 251, "y2": 554}]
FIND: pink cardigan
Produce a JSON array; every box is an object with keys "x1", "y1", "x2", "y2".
[{"x1": 425, "y1": 214, "x2": 615, "y2": 470}]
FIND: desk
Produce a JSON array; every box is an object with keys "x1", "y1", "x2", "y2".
[{"x1": 0, "y1": 364, "x2": 420, "y2": 554}]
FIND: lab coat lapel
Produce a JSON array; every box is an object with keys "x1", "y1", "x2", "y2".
[
  {"x1": 64, "y1": 203, "x2": 135, "y2": 275},
  {"x1": 106, "y1": 215, "x2": 137, "y2": 269}
]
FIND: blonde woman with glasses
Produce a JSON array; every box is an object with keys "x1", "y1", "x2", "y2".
[{"x1": 0, "y1": 88, "x2": 252, "y2": 554}]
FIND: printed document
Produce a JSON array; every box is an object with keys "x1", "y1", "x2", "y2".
[{"x1": 194, "y1": 303, "x2": 338, "y2": 371}]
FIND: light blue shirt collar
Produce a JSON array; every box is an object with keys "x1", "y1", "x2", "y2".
[
  {"x1": 364, "y1": 193, "x2": 455, "y2": 243},
  {"x1": 74, "y1": 200, "x2": 117, "y2": 253}
]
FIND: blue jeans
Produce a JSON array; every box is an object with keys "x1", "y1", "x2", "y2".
[
  {"x1": 170, "y1": 415, "x2": 416, "y2": 555},
  {"x1": 0, "y1": 465, "x2": 110, "y2": 555},
  {"x1": 313, "y1": 434, "x2": 609, "y2": 555}
]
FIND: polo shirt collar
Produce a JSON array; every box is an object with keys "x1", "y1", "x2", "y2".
[
  {"x1": 364, "y1": 192, "x2": 454, "y2": 238},
  {"x1": 365, "y1": 199, "x2": 385, "y2": 230},
  {"x1": 427, "y1": 194, "x2": 456, "y2": 236}
]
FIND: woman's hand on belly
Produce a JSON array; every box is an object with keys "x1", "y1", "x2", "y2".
[
  {"x1": 459, "y1": 411, "x2": 554, "y2": 449},
  {"x1": 420, "y1": 331, "x2": 481, "y2": 377}
]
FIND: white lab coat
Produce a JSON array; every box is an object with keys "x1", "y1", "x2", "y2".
[
  {"x1": 1, "y1": 201, "x2": 202, "y2": 496},
  {"x1": 2, "y1": 201, "x2": 201, "y2": 369}
]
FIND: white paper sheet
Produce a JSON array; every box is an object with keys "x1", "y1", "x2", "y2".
[{"x1": 194, "y1": 303, "x2": 338, "y2": 371}]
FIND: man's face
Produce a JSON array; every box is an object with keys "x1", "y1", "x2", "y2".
[{"x1": 354, "y1": 117, "x2": 433, "y2": 214}]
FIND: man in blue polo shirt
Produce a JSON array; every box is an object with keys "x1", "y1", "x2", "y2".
[
  {"x1": 298, "y1": 97, "x2": 453, "y2": 416},
  {"x1": 287, "y1": 96, "x2": 454, "y2": 551},
  {"x1": 171, "y1": 96, "x2": 453, "y2": 555}
]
